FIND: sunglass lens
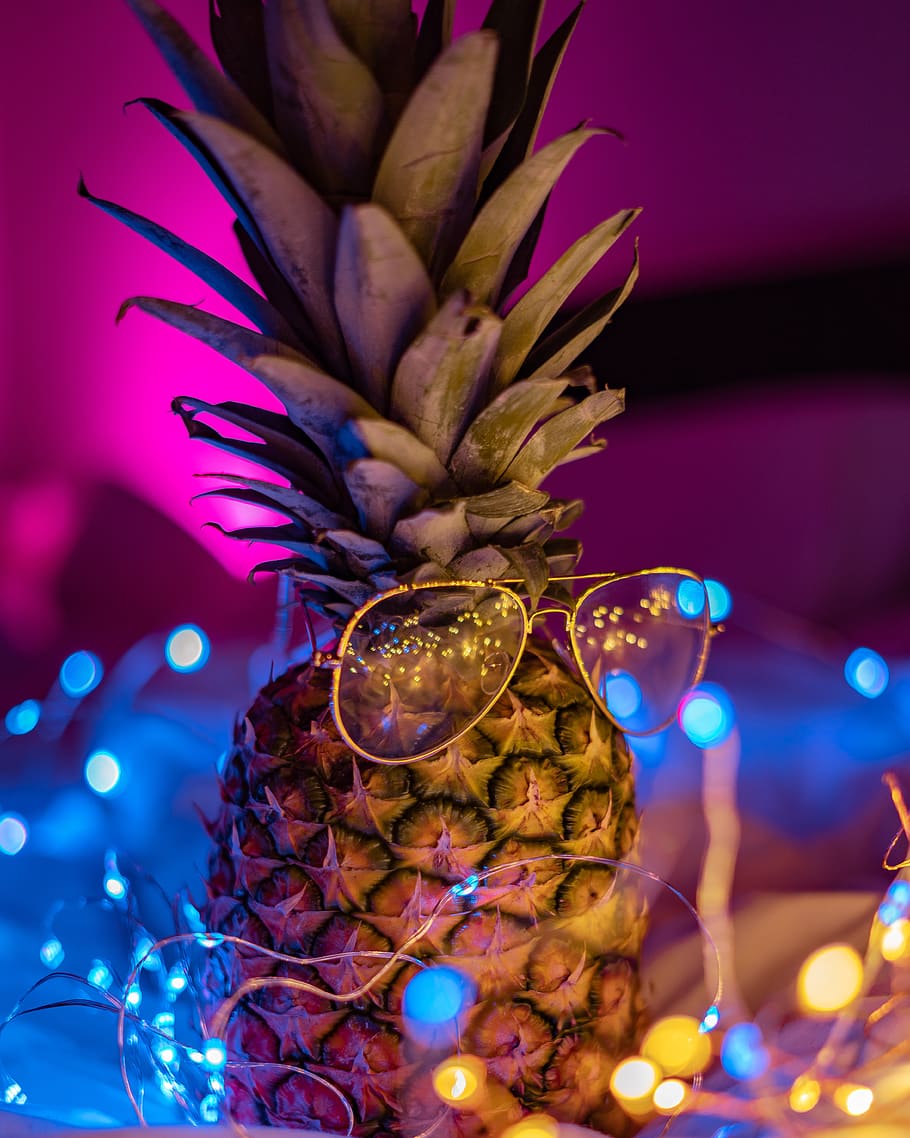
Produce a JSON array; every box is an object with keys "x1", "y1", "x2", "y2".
[
  {"x1": 335, "y1": 585, "x2": 525, "y2": 761},
  {"x1": 573, "y1": 572, "x2": 708, "y2": 734}
]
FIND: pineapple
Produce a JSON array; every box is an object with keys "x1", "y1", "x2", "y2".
[{"x1": 86, "y1": 1, "x2": 647, "y2": 1133}]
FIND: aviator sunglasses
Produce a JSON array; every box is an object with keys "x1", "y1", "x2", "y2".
[{"x1": 314, "y1": 569, "x2": 718, "y2": 764}]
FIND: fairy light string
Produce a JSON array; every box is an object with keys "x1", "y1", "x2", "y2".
[
  {"x1": 2, "y1": 575, "x2": 907, "y2": 1134},
  {"x1": 6, "y1": 795, "x2": 910, "y2": 1133},
  {"x1": 883, "y1": 770, "x2": 910, "y2": 871},
  {"x1": 0, "y1": 850, "x2": 721, "y2": 1134},
  {"x1": 696, "y1": 725, "x2": 745, "y2": 1024}
]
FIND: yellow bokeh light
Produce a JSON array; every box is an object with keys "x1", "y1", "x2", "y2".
[
  {"x1": 500, "y1": 1113, "x2": 559, "y2": 1138},
  {"x1": 431, "y1": 1055, "x2": 486, "y2": 1107},
  {"x1": 833, "y1": 1083, "x2": 873, "y2": 1116},
  {"x1": 610, "y1": 1057, "x2": 662, "y2": 1104},
  {"x1": 797, "y1": 943, "x2": 864, "y2": 1014},
  {"x1": 881, "y1": 919, "x2": 910, "y2": 962},
  {"x1": 641, "y1": 1015, "x2": 712, "y2": 1077},
  {"x1": 789, "y1": 1075, "x2": 821, "y2": 1113},
  {"x1": 652, "y1": 1078, "x2": 689, "y2": 1113}
]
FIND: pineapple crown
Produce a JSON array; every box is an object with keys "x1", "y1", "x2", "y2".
[{"x1": 82, "y1": 0, "x2": 638, "y2": 621}]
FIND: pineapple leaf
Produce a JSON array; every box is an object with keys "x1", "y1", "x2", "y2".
[
  {"x1": 264, "y1": 0, "x2": 387, "y2": 199},
  {"x1": 480, "y1": 5, "x2": 586, "y2": 298},
  {"x1": 390, "y1": 293, "x2": 502, "y2": 465},
  {"x1": 322, "y1": 528, "x2": 393, "y2": 575},
  {"x1": 543, "y1": 538, "x2": 583, "y2": 576},
  {"x1": 462, "y1": 484, "x2": 552, "y2": 543},
  {"x1": 334, "y1": 204, "x2": 436, "y2": 412},
  {"x1": 482, "y1": 1, "x2": 584, "y2": 201},
  {"x1": 346, "y1": 419, "x2": 452, "y2": 493},
  {"x1": 327, "y1": 1, "x2": 416, "y2": 118},
  {"x1": 449, "y1": 376, "x2": 568, "y2": 492},
  {"x1": 243, "y1": 355, "x2": 378, "y2": 466},
  {"x1": 493, "y1": 511, "x2": 553, "y2": 545},
  {"x1": 80, "y1": 178, "x2": 298, "y2": 344},
  {"x1": 137, "y1": 98, "x2": 265, "y2": 251},
  {"x1": 547, "y1": 497, "x2": 585, "y2": 531},
  {"x1": 468, "y1": 496, "x2": 582, "y2": 544},
  {"x1": 343, "y1": 459, "x2": 422, "y2": 543},
  {"x1": 442, "y1": 125, "x2": 605, "y2": 306},
  {"x1": 481, "y1": 0, "x2": 545, "y2": 148},
  {"x1": 494, "y1": 208, "x2": 640, "y2": 388},
  {"x1": 448, "y1": 545, "x2": 512, "y2": 580},
  {"x1": 124, "y1": 0, "x2": 282, "y2": 152},
  {"x1": 553, "y1": 442, "x2": 605, "y2": 467},
  {"x1": 173, "y1": 396, "x2": 339, "y2": 497},
  {"x1": 281, "y1": 567, "x2": 379, "y2": 607},
  {"x1": 462, "y1": 482, "x2": 550, "y2": 518},
  {"x1": 389, "y1": 502, "x2": 471, "y2": 565},
  {"x1": 415, "y1": 0, "x2": 455, "y2": 80},
  {"x1": 525, "y1": 242, "x2": 640, "y2": 378},
  {"x1": 498, "y1": 196, "x2": 548, "y2": 309},
  {"x1": 118, "y1": 296, "x2": 312, "y2": 370},
  {"x1": 141, "y1": 103, "x2": 346, "y2": 374},
  {"x1": 373, "y1": 32, "x2": 498, "y2": 278},
  {"x1": 209, "y1": 522, "x2": 332, "y2": 562},
  {"x1": 503, "y1": 386, "x2": 625, "y2": 488},
  {"x1": 194, "y1": 473, "x2": 350, "y2": 531},
  {"x1": 231, "y1": 220, "x2": 316, "y2": 347},
  {"x1": 208, "y1": 0, "x2": 272, "y2": 121},
  {"x1": 500, "y1": 541, "x2": 550, "y2": 601},
  {"x1": 195, "y1": 485, "x2": 316, "y2": 526}
]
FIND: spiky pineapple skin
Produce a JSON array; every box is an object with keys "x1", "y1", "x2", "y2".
[{"x1": 203, "y1": 638, "x2": 646, "y2": 1136}]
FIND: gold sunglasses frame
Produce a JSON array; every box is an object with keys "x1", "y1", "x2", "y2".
[{"x1": 316, "y1": 568, "x2": 717, "y2": 765}]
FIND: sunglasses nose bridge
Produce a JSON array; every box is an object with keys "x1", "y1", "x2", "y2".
[{"x1": 527, "y1": 604, "x2": 572, "y2": 634}]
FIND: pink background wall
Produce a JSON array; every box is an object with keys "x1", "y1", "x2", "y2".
[{"x1": 1, "y1": 0, "x2": 909, "y2": 681}]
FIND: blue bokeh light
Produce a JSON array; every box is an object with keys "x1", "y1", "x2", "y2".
[
  {"x1": 699, "y1": 1004, "x2": 720, "y2": 1033},
  {"x1": 677, "y1": 578, "x2": 706, "y2": 619},
  {"x1": 104, "y1": 872, "x2": 127, "y2": 901},
  {"x1": 403, "y1": 966, "x2": 474, "y2": 1026},
  {"x1": 87, "y1": 960, "x2": 113, "y2": 991},
  {"x1": 134, "y1": 935, "x2": 162, "y2": 972},
  {"x1": 878, "y1": 879, "x2": 910, "y2": 926},
  {"x1": 845, "y1": 647, "x2": 889, "y2": 699},
  {"x1": 59, "y1": 650, "x2": 103, "y2": 698},
  {"x1": 166, "y1": 963, "x2": 188, "y2": 995},
  {"x1": 678, "y1": 683, "x2": 736, "y2": 748},
  {"x1": 603, "y1": 671, "x2": 643, "y2": 720},
  {"x1": 888, "y1": 880, "x2": 910, "y2": 908},
  {"x1": 705, "y1": 578, "x2": 733, "y2": 621},
  {"x1": 84, "y1": 751, "x2": 122, "y2": 797},
  {"x1": 0, "y1": 814, "x2": 28, "y2": 856},
  {"x1": 452, "y1": 874, "x2": 479, "y2": 898},
  {"x1": 200, "y1": 1093, "x2": 221, "y2": 1123},
  {"x1": 165, "y1": 625, "x2": 210, "y2": 673},
  {"x1": 2, "y1": 1080, "x2": 27, "y2": 1107},
  {"x1": 720, "y1": 1022, "x2": 770, "y2": 1080},
  {"x1": 39, "y1": 938, "x2": 64, "y2": 969},
  {"x1": 5, "y1": 699, "x2": 40, "y2": 736},
  {"x1": 202, "y1": 1038, "x2": 227, "y2": 1071}
]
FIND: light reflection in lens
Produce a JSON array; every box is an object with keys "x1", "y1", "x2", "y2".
[
  {"x1": 575, "y1": 573, "x2": 708, "y2": 735},
  {"x1": 337, "y1": 585, "x2": 525, "y2": 761},
  {"x1": 676, "y1": 578, "x2": 706, "y2": 618},
  {"x1": 602, "y1": 671, "x2": 642, "y2": 720}
]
